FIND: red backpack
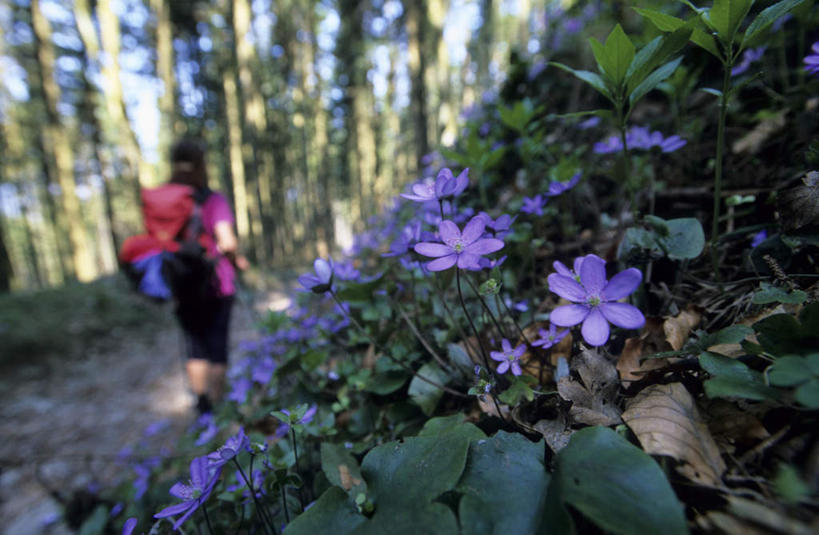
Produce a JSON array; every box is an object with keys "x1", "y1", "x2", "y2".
[{"x1": 120, "y1": 184, "x2": 217, "y2": 302}]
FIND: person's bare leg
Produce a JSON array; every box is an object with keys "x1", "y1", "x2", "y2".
[
  {"x1": 186, "y1": 359, "x2": 210, "y2": 396},
  {"x1": 209, "y1": 363, "x2": 227, "y2": 402}
]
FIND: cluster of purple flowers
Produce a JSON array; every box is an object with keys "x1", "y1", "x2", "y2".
[
  {"x1": 806, "y1": 41, "x2": 819, "y2": 77},
  {"x1": 594, "y1": 126, "x2": 686, "y2": 154}
]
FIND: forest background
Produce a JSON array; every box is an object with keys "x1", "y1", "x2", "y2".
[{"x1": 0, "y1": 0, "x2": 556, "y2": 292}]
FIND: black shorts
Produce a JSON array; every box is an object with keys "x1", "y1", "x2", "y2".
[{"x1": 175, "y1": 296, "x2": 234, "y2": 364}]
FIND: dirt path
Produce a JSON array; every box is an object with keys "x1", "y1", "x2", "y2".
[{"x1": 0, "y1": 287, "x2": 291, "y2": 534}]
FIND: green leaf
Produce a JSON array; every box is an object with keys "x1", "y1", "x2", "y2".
[
  {"x1": 699, "y1": 324, "x2": 754, "y2": 349},
  {"x1": 321, "y1": 443, "x2": 367, "y2": 495},
  {"x1": 707, "y1": 0, "x2": 753, "y2": 43},
  {"x1": 626, "y1": 28, "x2": 691, "y2": 94},
  {"x1": 417, "y1": 414, "x2": 486, "y2": 440},
  {"x1": 700, "y1": 351, "x2": 780, "y2": 401},
  {"x1": 543, "y1": 427, "x2": 689, "y2": 535},
  {"x1": 742, "y1": 0, "x2": 806, "y2": 50},
  {"x1": 498, "y1": 99, "x2": 536, "y2": 132},
  {"x1": 498, "y1": 375, "x2": 536, "y2": 405},
  {"x1": 661, "y1": 218, "x2": 705, "y2": 260},
  {"x1": 752, "y1": 282, "x2": 808, "y2": 305},
  {"x1": 283, "y1": 486, "x2": 365, "y2": 535},
  {"x1": 629, "y1": 56, "x2": 684, "y2": 109},
  {"x1": 78, "y1": 505, "x2": 108, "y2": 535},
  {"x1": 773, "y1": 463, "x2": 812, "y2": 504},
  {"x1": 448, "y1": 343, "x2": 476, "y2": 379},
  {"x1": 634, "y1": 8, "x2": 722, "y2": 59},
  {"x1": 457, "y1": 431, "x2": 550, "y2": 535},
  {"x1": 794, "y1": 378, "x2": 819, "y2": 408},
  {"x1": 335, "y1": 275, "x2": 384, "y2": 302},
  {"x1": 604, "y1": 24, "x2": 636, "y2": 86},
  {"x1": 550, "y1": 62, "x2": 614, "y2": 102},
  {"x1": 408, "y1": 362, "x2": 449, "y2": 416},
  {"x1": 767, "y1": 356, "x2": 811, "y2": 387},
  {"x1": 363, "y1": 371, "x2": 408, "y2": 395},
  {"x1": 753, "y1": 313, "x2": 803, "y2": 355}
]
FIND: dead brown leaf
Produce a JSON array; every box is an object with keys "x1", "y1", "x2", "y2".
[
  {"x1": 338, "y1": 464, "x2": 362, "y2": 491},
  {"x1": 622, "y1": 382, "x2": 726, "y2": 487},
  {"x1": 664, "y1": 307, "x2": 701, "y2": 350},
  {"x1": 617, "y1": 317, "x2": 672, "y2": 383},
  {"x1": 558, "y1": 349, "x2": 621, "y2": 426},
  {"x1": 533, "y1": 418, "x2": 574, "y2": 454},
  {"x1": 703, "y1": 400, "x2": 769, "y2": 454}
]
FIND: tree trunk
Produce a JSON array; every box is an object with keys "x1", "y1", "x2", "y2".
[
  {"x1": 222, "y1": 66, "x2": 251, "y2": 249},
  {"x1": 151, "y1": 0, "x2": 176, "y2": 181},
  {"x1": 31, "y1": 0, "x2": 97, "y2": 282},
  {"x1": 405, "y1": 0, "x2": 430, "y2": 174}
]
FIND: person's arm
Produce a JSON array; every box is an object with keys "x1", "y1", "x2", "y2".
[{"x1": 213, "y1": 221, "x2": 249, "y2": 270}]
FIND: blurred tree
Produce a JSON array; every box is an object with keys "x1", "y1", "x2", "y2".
[
  {"x1": 151, "y1": 0, "x2": 177, "y2": 182},
  {"x1": 405, "y1": 0, "x2": 430, "y2": 172},
  {"x1": 30, "y1": 0, "x2": 96, "y2": 282}
]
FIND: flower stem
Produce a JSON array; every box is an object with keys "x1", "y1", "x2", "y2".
[
  {"x1": 456, "y1": 269, "x2": 508, "y2": 422},
  {"x1": 711, "y1": 60, "x2": 732, "y2": 278},
  {"x1": 290, "y1": 427, "x2": 306, "y2": 511},
  {"x1": 462, "y1": 275, "x2": 509, "y2": 339},
  {"x1": 329, "y1": 290, "x2": 465, "y2": 397},
  {"x1": 280, "y1": 486, "x2": 290, "y2": 524},
  {"x1": 201, "y1": 502, "x2": 215, "y2": 535},
  {"x1": 232, "y1": 458, "x2": 275, "y2": 535}
]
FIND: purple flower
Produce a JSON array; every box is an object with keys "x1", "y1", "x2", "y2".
[
  {"x1": 595, "y1": 127, "x2": 686, "y2": 154},
  {"x1": 154, "y1": 456, "x2": 221, "y2": 530},
  {"x1": 414, "y1": 217, "x2": 504, "y2": 271},
  {"x1": 226, "y1": 469, "x2": 265, "y2": 499},
  {"x1": 207, "y1": 427, "x2": 251, "y2": 469},
  {"x1": 251, "y1": 356, "x2": 276, "y2": 385},
  {"x1": 122, "y1": 517, "x2": 138, "y2": 535},
  {"x1": 383, "y1": 221, "x2": 422, "y2": 257},
  {"x1": 143, "y1": 419, "x2": 170, "y2": 437},
  {"x1": 334, "y1": 260, "x2": 360, "y2": 281},
  {"x1": 659, "y1": 135, "x2": 687, "y2": 153},
  {"x1": 546, "y1": 172, "x2": 581, "y2": 197},
  {"x1": 548, "y1": 254, "x2": 645, "y2": 346},
  {"x1": 298, "y1": 258, "x2": 333, "y2": 293},
  {"x1": 532, "y1": 323, "x2": 569, "y2": 349},
  {"x1": 520, "y1": 194, "x2": 547, "y2": 215},
  {"x1": 490, "y1": 339, "x2": 525, "y2": 376},
  {"x1": 577, "y1": 116, "x2": 600, "y2": 129},
  {"x1": 732, "y1": 46, "x2": 766, "y2": 76},
  {"x1": 228, "y1": 377, "x2": 252, "y2": 403},
  {"x1": 593, "y1": 136, "x2": 623, "y2": 154},
  {"x1": 805, "y1": 41, "x2": 819, "y2": 77},
  {"x1": 751, "y1": 229, "x2": 767, "y2": 248},
  {"x1": 401, "y1": 167, "x2": 469, "y2": 202}
]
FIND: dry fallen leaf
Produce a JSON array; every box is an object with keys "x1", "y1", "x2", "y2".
[
  {"x1": 338, "y1": 464, "x2": 362, "y2": 491},
  {"x1": 558, "y1": 349, "x2": 621, "y2": 426},
  {"x1": 533, "y1": 417, "x2": 573, "y2": 454},
  {"x1": 622, "y1": 382, "x2": 726, "y2": 487},
  {"x1": 617, "y1": 317, "x2": 672, "y2": 383},
  {"x1": 703, "y1": 400, "x2": 769, "y2": 454},
  {"x1": 663, "y1": 307, "x2": 701, "y2": 351}
]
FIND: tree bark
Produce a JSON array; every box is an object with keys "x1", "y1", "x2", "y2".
[
  {"x1": 31, "y1": 0, "x2": 97, "y2": 282},
  {"x1": 405, "y1": 0, "x2": 430, "y2": 173},
  {"x1": 151, "y1": 0, "x2": 177, "y2": 181}
]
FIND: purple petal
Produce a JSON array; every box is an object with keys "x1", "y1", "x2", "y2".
[
  {"x1": 496, "y1": 361, "x2": 510, "y2": 374},
  {"x1": 169, "y1": 482, "x2": 193, "y2": 500},
  {"x1": 172, "y1": 505, "x2": 200, "y2": 531},
  {"x1": 550, "y1": 304, "x2": 590, "y2": 326},
  {"x1": 154, "y1": 501, "x2": 192, "y2": 518},
  {"x1": 461, "y1": 216, "x2": 486, "y2": 244},
  {"x1": 452, "y1": 168, "x2": 469, "y2": 195},
  {"x1": 599, "y1": 302, "x2": 646, "y2": 329},
  {"x1": 547, "y1": 273, "x2": 586, "y2": 302},
  {"x1": 510, "y1": 361, "x2": 522, "y2": 376},
  {"x1": 314, "y1": 258, "x2": 333, "y2": 283},
  {"x1": 573, "y1": 256, "x2": 585, "y2": 274},
  {"x1": 512, "y1": 344, "x2": 526, "y2": 357},
  {"x1": 490, "y1": 350, "x2": 505, "y2": 362},
  {"x1": 414, "y1": 242, "x2": 452, "y2": 258},
  {"x1": 123, "y1": 517, "x2": 138, "y2": 535},
  {"x1": 465, "y1": 238, "x2": 504, "y2": 255},
  {"x1": 189, "y1": 457, "x2": 209, "y2": 488},
  {"x1": 601, "y1": 268, "x2": 642, "y2": 301},
  {"x1": 501, "y1": 339, "x2": 512, "y2": 352},
  {"x1": 581, "y1": 308, "x2": 610, "y2": 346},
  {"x1": 553, "y1": 260, "x2": 572, "y2": 276},
  {"x1": 438, "y1": 220, "x2": 460, "y2": 243},
  {"x1": 298, "y1": 274, "x2": 320, "y2": 289},
  {"x1": 579, "y1": 254, "x2": 607, "y2": 294},
  {"x1": 457, "y1": 252, "x2": 481, "y2": 269},
  {"x1": 426, "y1": 255, "x2": 457, "y2": 271}
]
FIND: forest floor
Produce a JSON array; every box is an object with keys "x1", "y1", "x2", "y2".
[{"x1": 0, "y1": 277, "x2": 293, "y2": 534}]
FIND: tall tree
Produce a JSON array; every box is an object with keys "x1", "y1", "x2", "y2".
[
  {"x1": 151, "y1": 0, "x2": 177, "y2": 181},
  {"x1": 30, "y1": 0, "x2": 96, "y2": 281},
  {"x1": 405, "y1": 0, "x2": 430, "y2": 173}
]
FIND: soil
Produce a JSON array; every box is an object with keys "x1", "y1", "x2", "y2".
[{"x1": 0, "y1": 287, "x2": 291, "y2": 534}]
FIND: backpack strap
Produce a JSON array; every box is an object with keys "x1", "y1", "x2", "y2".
[{"x1": 183, "y1": 188, "x2": 212, "y2": 242}]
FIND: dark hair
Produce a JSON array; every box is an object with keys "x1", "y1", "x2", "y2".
[{"x1": 169, "y1": 138, "x2": 207, "y2": 189}]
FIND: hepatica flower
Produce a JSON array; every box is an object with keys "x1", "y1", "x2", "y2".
[
  {"x1": 805, "y1": 41, "x2": 819, "y2": 77},
  {"x1": 548, "y1": 254, "x2": 645, "y2": 346},
  {"x1": 521, "y1": 194, "x2": 547, "y2": 215},
  {"x1": 532, "y1": 323, "x2": 568, "y2": 350},
  {"x1": 298, "y1": 257, "x2": 333, "y2": 293},
  {"x1": 414, "y1": 216, "x2": 504, "y2": 271},
  {"x1": 208, "y1": 427, "x2": 251, "y2": 469},
  {"x1": 401, "y1": 167, "x2": 469, "y2": 202},
  {"x1": 732, "y1": 46, "x2": 766, "y2": 76},
  {"x1": 490, "y1": 339, "x2": 525, "y2": 376},
  {"x1": 154, "y1": 456, "x2": 221, "y2": 530}
]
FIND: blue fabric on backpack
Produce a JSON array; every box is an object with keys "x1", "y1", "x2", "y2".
[{"x1": 132, "y1": 253, "x2": 172, "y2": 300}]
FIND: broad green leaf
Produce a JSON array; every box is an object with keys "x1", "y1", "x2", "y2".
[
  {"x1": 629, "y1": 56, "x2": 684, "y2": 109},
  {"x1": 634, "y1": 7, "x2": 686, "y2": 31},
  {"x1": 661, "y1": 217, "x2": 705, "y2": 259},
  {"x1": 498, "y1": 99, "x2": 535, "y2": 132},
  {"x1": 773, "y1": 464, "x2": 812, "y2": 504},
  {"x1": 335, "y1": 275, "x2": 384, "y2": 302},
  {"x1": 408, "y1": 362, "x2": 448, "y2": 416},
  {"x1": 588, "y1": 37, "x2": 611, "y2": 80},
  {"x1": 448, "y1": 342, "x2": 476, "y2": 378},
  {"x1": 604, "y1": 24, "x2": 635, "y2": 86},
  {"x1": 320, "y1": 443, "x2": 367, "y2": 495},
  {"x1": 767, "y1": 356, "x2": 810, "y2": 387},
  {"x1": 700, "y1": 351, "x2": 780, "y2": 401},
  {"x1": 550, "y1": 62, "x2": 613, "y2": 101},
  {"x1": 457, "y1": 431, "x2": 550, "y2": 535},
  {"x1": 626, "y1": 28, "x2": 691, "y2": 94},
  {"x1": 794, "y1": 379, "x2": 819, "y2": 408},
  {"x1": 78, "y1": 505, "x2": 108, "y2": 535},
  {"x1": 742, "y1": 0, "x2": 806, "y2": 50},
  {"x1": 707, "y1": 0, "x2": 753, "y2": 43},
  {"x1": 751, "y1": 283, "x2": 808, "y2": 305},
  {"x1": 701, "y1": 87, "x2": 723, "y2": 98},
  {"x1": 363, "y1": 371, "x2": 408, "y2": 395},
  {"x1": 699, "y1": 324, "x2": 753, "y2": 349},
  {"x1": 418, "y1": 414, "x2": 485, "y2": 440},
  {"x1": 753, "y1": 313, "x2": 804, "y2": 355},
  {"x1": 543, "y1": 426, "x2": 689, "y2": 535},
  {"x1": 283, "y1": 486, "x2": 365, "y2": 535},
  {"x1": 634, "y1": 7, "x2": 723, "y2": 59},
  {"x1": 498, "y1": 374, "x2": 536, "y2": 405}
]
